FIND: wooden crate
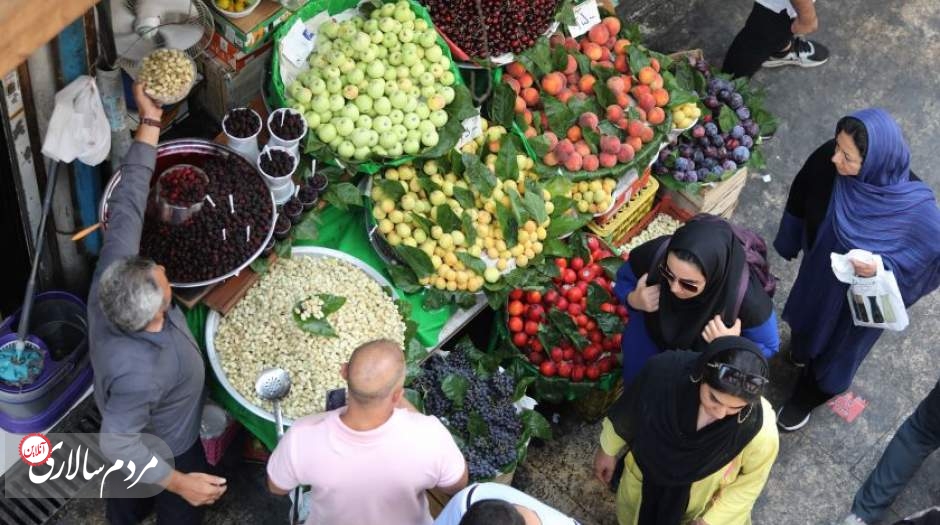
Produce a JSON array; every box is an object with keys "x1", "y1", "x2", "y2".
[
  {"x1": 427, "y1": 470, "x2": 515, "y2": 517},
  {"x1": 657, "y1": 167, "x2": 748, "y2": 219}
]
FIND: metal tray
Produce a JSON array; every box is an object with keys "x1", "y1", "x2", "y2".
[{"x1": 204, "y1": 246, "x2": 398, "y2": 426}]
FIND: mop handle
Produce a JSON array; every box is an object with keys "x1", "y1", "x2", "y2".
[{"x1": 15, "y1": 159, "x2": 60, "y2": 348}]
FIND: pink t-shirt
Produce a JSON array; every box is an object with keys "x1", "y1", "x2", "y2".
[{"x1": 267, "y1": 407, "x2": 466, "y2": 525}]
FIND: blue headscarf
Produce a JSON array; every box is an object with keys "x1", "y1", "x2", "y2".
[{"x1": 831, "y1": 108, "x2": 940, "y2": 305}]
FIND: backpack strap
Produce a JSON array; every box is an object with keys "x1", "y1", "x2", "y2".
[
  {"x1": 732, "y1": 263, "x2": 749, "y2": 322},
  {"x1": 652, "y1": 236, "x2": 670, "y2": 275}
]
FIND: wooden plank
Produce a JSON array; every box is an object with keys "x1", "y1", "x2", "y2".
[{"x1": 0, "y1": 0, "x2": 99, "y2": 77}]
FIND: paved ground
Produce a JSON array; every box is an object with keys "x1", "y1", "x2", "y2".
[{"x1": 39, "y1": 0, "x2": 940, "y2": 524}]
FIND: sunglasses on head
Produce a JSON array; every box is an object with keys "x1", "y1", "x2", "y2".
[
  {"x1": 706, "y1": 362, "x2": 768, "y2": 395},
  {"x1": 658, "y1": 263, "x2": 701, "y2": 293}
]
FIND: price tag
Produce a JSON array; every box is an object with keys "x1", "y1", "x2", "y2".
[
  {"x1": 282, "y1": 19, "x2": 316, "y2": 68},
  {"x1": 566, "y1": 0, "x2": 602, "y2": 39},
  {"x1": 456, "y1": 113, "x2": 483, "y2": 150},
  {"x1": 490, "y1": 53, "x2": 516, "y2": 66},
  {"x1": 311, "y1": 158, "x2": 317, "y2": 176}
]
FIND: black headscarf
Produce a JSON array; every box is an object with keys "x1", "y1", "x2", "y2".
[
  {"x1": 628, "y1": 220, "x2": 772, "y2": 351},
  {"x1": 608, "y1": 337, "x2": 766, "y2": 525}
]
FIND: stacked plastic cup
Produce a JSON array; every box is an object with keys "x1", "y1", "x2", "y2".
[
  {"x1": 222, "y1": 107, "x2": 262, "y2": 162},
  {"x1": 267, "y1": 108, "x2": 307, "y2": 158},
  {"x1": 257, "y1": 146, "x2": 298, "y2": 205}
]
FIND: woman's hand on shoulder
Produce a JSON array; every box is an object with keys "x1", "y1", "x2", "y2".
[
  {"x1": 701, "y1": 315, "x2": 742, "y2": 343},
  {"x1": 627, "y1": 273, "x2": 660, "y2": 312}
]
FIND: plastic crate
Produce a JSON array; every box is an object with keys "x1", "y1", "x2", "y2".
[
  {"x1": 613, "y1": 196, "x2": 694, "y2": 252},
  {"x1": 587, "y1": 175, "x2": 659, "y2": 241}
]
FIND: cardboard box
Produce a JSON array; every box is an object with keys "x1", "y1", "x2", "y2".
[
  {"x1": 211, "y1": 0, "x2": 292, "y2": 54},
  {"x1": 195, "y1": 48, "x2": 272, "y2": 122},
  {"x1": 207, "y1": 31, "x2": 273, "y2": 71}
]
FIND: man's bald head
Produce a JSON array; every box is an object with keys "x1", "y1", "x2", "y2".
[{"x1": 346, "y1": 339, "x2": 406, "y2": 406}]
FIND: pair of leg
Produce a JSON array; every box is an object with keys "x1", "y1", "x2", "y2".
[
  {"x1": 722, "y1": 1, "x2": 829, "y2": 78},
  {"x1": 847, "y1": 381, "x2": 940, "y2": 524},
  {"x1": 106, "y1": 440, "x2": 208, "y2": 525}
]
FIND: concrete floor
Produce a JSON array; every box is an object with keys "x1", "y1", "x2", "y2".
[{"x1": 43, "y1": 0, "x2": 940, "y2": 524}]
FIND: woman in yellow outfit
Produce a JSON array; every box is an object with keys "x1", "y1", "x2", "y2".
[{"x1": 594, "y1": 336, "x2": 779, "y2": 525}]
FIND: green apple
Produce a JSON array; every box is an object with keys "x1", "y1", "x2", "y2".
[
  {"x1": 418, "y1": 30, "x2": 438, "y2": 49},
  {"x1": 393, "y1": 3, "x2": 414, "y2": 22},
  {"x1": 372, "y1": 115, "x2": 393, "y2": 133},
  {"x1": 380, "y1": 3, "x2": 395, "y2": 16},
  {"x1": 321, "y1": 20, "x2": 340, "y2": 39},
  {"x1": 334, "y1": 117, "x2": 355, "y2": 137},
  {"x1": 342, "y1": 84, "x2": 359, "y2": 100},
  {"x1": 388, "y1": 109, "x2": 404, "y2": 125},
  {"x1": 338, "y1": 21, "x2": 357, "y2": 41},
  {"x1": 356, "y1": 114, "x2": 373, "y2": 130},
  {"x1": 352, "y1": 32, "x2": 371, "y2": 52},
  {"x1": 406, "y1": 129, "x2": 421, "y2": 142},
  {"x1": 354, "y1": 146, "x2": 371, "y2": 160},
  {"x1": 369, "y1": 30, "x2": 384, "y2": 46},
  {"x1": 304, "y1": 112, "x2": 321, "y2": 129},
  {"x1": 350, "y1": 128, "x2": 371, "y2": 148},
  {"x1": 374, "y1": 46, "x2": 388, "y2": 60},
  {"x1": 326, "y1": 77, "x2": 343, "y2": 94},
  {"x1": 308, "y1": 76, "x2": 327, "y2": 95},
  {"x1": 291, "y1": 101, "x2": 307, "y2": 114},
  {"x1": 403, "y1": 139, "x2": 421, "y2": 155},
  {"x1": 424, "y1": 46, "x2": 444, "y2": 64},
  {"x1": 403, "y1": 96, "x2": 419, "y2": 113},
  {"x1": 317, "y1": 123, "x2": 338, "y2": 143},
  {"x1": 363, "y1": 19, "x2": 379, "y2": 33},
  {"x1": 439, "y1": 56, "x2": 452, "y2": 71},
  {"x1": 440, "y1": 71, "x2": 456, "y2": 86},
  {"x1": 388, "y1": 142, "x2": 404, "y2": 157},
  {"x1": 345, "y1": 67, "x2": 365, "y2": 86},
  {"x1": 340, "y1": 103, "x2": 359, "y2": 120},
  {"x1": 441, "y1": 86, "x2": 456, "y2": 104},
  {"x1": 329, "y1": 136, "x2": 343, "y2": 150},
  {"x1": 374, "y1": 96, "x2": 392, "y2": 115},
  {"x1": 413, "y1": 47, "x2": 425, "y2": 60},
  {"x1": 337, "y1": 140, "x2": 356, "y2": 158},
  {"x1": 427, "y1": 94, "x2": 446, "y2": 111},
  {"x1": 393, "y1": 124, "x2": 408, "y2": 141},
  {"x1": 429, "y1": 109, "x2": 448, "y2": 128},
  {"x1": 354, "y1": 94, "x2": 374, "y2": 113},
  {"x1": 429, "y1": 63, "x2": 445, "y2": 79},
  {"x1": 319, "y1": 110, "x2": 333, "y2": 123},
  {"x1": 402, "y1": 50, "x2": 418, "y2": 67},
  {"x1": 421, "y1": 130, "x2": 439, "y2": 148},
  {"x1": 309, "y1": 54, "x2": 328, "y2": 70},
  {"x1": 409, "y1": 62, "x2": 426, "y2": 78},
  {"x1": 420, "y1": 85, "x2": 437, "y2": 100},
  {"x1": 366, "y1": 78, "x2": 385, "y2": 99},
  {"x1": 402, "y1": 113, "x2": 421, "y2": 130},
  {"x1": 329, "y1": 94, "x2": 345, "y2": 112},
  {"x1": 367, "y1": 130, "x2": 379, "y2": 147},
  {"x1": 398, "y1": 78, "x2": 414, "y2": 92},
  {"x1": 418, "y1": 72, "x2": 435, "y2": 87},
  {"x1": 366, "y1": 61, "x2": 386, "y2": 79},
  {"x1": 379, "y1": 17, "x2": 398, "y2": 34},
  {"x1": 415, "y1": 19, "x2": 429, "y2": 31},
  {"x1": 418, "y1": 120, "x2": 436, "y2": 136},
  {"x1": 396, "y1": 65, "x2": 411, "y2": 80},
  {"x1": 379, "y1": 131, "x2": 398, "y2": 150},
  {"x1": 388, "y1": 51, "x2": 403, "y2": 66},
  {"x1": 323, "y1": 66, "x2": 341, "y2": 80},
  {"x1": 415, "y1": 105, "x2": 430, "y2": 119}
]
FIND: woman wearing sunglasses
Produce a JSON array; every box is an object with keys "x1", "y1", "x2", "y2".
[
  {"x1": 773, "y1": 108, "x2": 940, "y2": 432},
  {"x1": 594, "y1": 336, "x2": 779, "y2": 525},
  {"x1": 613, "y1": 219, "x2": 779, "y2": 385}
]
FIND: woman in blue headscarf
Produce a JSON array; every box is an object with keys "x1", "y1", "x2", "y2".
[{"x1": 773, "y1": 108, "x2": 940, "y2": 432}]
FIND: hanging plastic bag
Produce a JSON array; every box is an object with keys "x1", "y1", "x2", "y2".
[
  {"x1": 41, "y1": 75, "x2": 111, "y2": 165},
  {"x1": 831, "y1": 249, "x2": 909, "y2": 331}
]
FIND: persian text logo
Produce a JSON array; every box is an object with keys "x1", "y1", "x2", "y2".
[{"x1": 5, "y1": 433, "x2": 175, "y2": 499}]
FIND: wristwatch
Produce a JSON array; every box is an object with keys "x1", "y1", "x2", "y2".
[{"x1": 141, "y1": 117, "x2": 162, "y2": 129}]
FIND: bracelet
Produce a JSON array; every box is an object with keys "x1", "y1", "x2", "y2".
[{"x1": 141, "y1": 117, "x2": 162, "y2": 129}]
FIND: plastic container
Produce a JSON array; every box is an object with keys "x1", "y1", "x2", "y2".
[
  {"x1": 258, "y1": 146, "x2": 298, "y2": 187},
  {"x1": 154, "y1": 164, "x2": 209, "y2": 225},
  {"x1": 139, "y1": 50, "x2": 197, "y2": 106},
  {"x1": 222, "y1": 107, "x2": 262, "y2": 162},
  {"x1": 200, "y1": 402, "x2": 240, "y2": 466},
  {"x1": 267, "y1": 108, "x2": 307, "y2": 158},
  {"x1": 271, "y1": 181, "x2": 296, "y2": 206},
  {"x1": 212, "y1": 0, "x2": 261, "y2": 19}
]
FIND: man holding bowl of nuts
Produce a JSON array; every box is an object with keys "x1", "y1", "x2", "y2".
[{"x1": 89, "y1": 83, "x2": 226, "y2": 524}]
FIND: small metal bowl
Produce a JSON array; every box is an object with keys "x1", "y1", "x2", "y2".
[{"x1": 154, "y1": 164, "x2": 209, "y2": 225}]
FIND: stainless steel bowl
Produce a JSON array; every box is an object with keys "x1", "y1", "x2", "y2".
[{"x1": 100, "y1": 139, "x2": 277, "y2": 288}]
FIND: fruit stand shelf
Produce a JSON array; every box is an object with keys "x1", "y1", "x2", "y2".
[{"x1": 0, "y1": 0, "x2": 98, "y2": 77}]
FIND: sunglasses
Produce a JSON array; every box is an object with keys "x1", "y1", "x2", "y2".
[
  {"x1": 706, "y1": 362, "x2": 768, "y2": 395},
  {"x1": 658, "y1": 263, "x2": 701, "y2": 293}
]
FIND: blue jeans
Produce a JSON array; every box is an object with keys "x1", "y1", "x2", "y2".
[{"x1": 852, "y1": 381, "x2": 940, "y2": 523}]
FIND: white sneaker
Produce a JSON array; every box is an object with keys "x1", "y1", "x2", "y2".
[
  {"x1": 763, "y1": 37, "x2": 831, "y2": 68},
  {"x1": 837, "y1": 513, "x2": 868, "y2": 525}
]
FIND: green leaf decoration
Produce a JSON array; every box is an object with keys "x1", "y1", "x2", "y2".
[
  {"x1": 403, "y1": 388, "x2": 425, "y2": 411},
  {"x1": 275, "y1": 239, "x2": 292, "y2": 259},
  {"x1": 457, "y1": 252, "x2": 487, "y2": 276},
  {"x1": 294, "y1": 213, "x2": 319, "y2": 241},
  {"x1": 418, "y1": 84, "x2": 477, "y2": 159},
  {"x1": 461, "y1": 212, "x2": 478, "y2": 247},
  {"x1": 593, "y1": 81, "x2": 618, "y2": 110},
  {"x1": 718, "y1": 105, "x2": 740, "y2": 134},
  {"x1": 544, "y1": 175, "x2": 573, "y2": 198},
  {"x1": 250, "y1": 257, "x2": 270, "y2": 275},
  {"x1": 567, "y1": 95, "x2": 600, "y2": 121},
  {"x1": 519, "y1": 38, "x2": 552, "y2": 77},
  {"x1": 594, "y1": 311, "x2": 624, "y2": 335},
  {"x1": 435, "y1": 204, "x2": 462, "y2": 233},
  {"x1": 410, "y1": 212, "x2": 433, "y2": 235},
  {"x1": 323, "y1": 182, "x2": 363, "y2": 211},
  {"x1": 581, "y1": 126, "x2": 600, "y2": 154},
  {"x1": 543, "y1": 237, "x2": 572, "y2": 257},
  {"x1": 506, "y1": 186, "x2": 527, "y2": 224},
  {"x1": 513, "y1": 376, "x2": 535, "y2": 402},
  {"x1": 542, "y1": 95, "x2": 576, "y2": 135},
  {"x1": 374, "y1": 179, "x2": 406, "y2": 201},
  {"x1": 627, "y1": 45, "x2": 651, "y2": 75},
  {"x1": 452, "y1": 186, "x2": 476, "y2": 211},
  {"x1": 575, "y1": 53, "x2": 592, "y2": 75},
  {"x1": 463, "y1": 153, "x2": 496, "y2": 197},
  {"x1": 495, "y1": 200, "x2": 520, "y2": 247},
  {"x1": 417, "y1": 175, "x2": 441, "y2": 194},
  {"x1": 467, "y1": 412, "x2": 489, "y2": 438},
  {"x1": 521, "y1": 409, "x2": 553, "y2": 440},
  {"x1": 586, "y1": 282, "x2": 612, "y2": 313},
  {"x1": 598, "y1": 256, "x2": 625, "y2": 279},
  {"x1": 551, "y1": 43, "x2": 570, "y2": 72},
  {"x1": 546, "y1": 211, "x2": 593, "y2": 239},
  {"x1": 496, "y1": 135, "x2": 519, "y2": 181},
  {"x1": 548, "y1": 308, "x2": 590, "y2": 349},
  {"x1": 394, "y1": 245, "x2": 435, "y2": 278},
  {"x1": 490, "y1": 82, "x2": 517, "y2": 129},
  {"x1": 528, "y1": 134, "x2": 552, "y2": 159},
  {"x1": 387, "y1": 263, "x2": 423, "y2": 294},
  {"x1": 422, "y1": 288, "x2": 451, "y2": 310},
  {"x1": 292, "y1": 294, "x2": 347, "y2": 338},
  {"x1": 556, "y1": 0, "x2": 576, "y2": 26},
  {"x1": 598, "y1": 120, "x2": 621, "y2": 138},
  {"x1": 522, "y1": 181, "x2": 549, "y2": 225},
  {"x1": 441, "y1": 373, "x2": 470, "y2": 408}
]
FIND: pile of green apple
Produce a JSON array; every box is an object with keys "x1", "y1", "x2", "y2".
[{"x1": 285, "y1": 0, "x2": 458, "y2": 161}]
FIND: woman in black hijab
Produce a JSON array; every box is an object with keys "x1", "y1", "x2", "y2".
[
  {"x1": 613, "y1": 219, "x2": 778, "y2": 385},
  {"x1": 594, "y1": 337, "x2": 779, "y2": 525}
]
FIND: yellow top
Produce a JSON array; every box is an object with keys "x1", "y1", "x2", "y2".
[{"x1": 600, "y1": 398, "x2": 779, "y2": 525}]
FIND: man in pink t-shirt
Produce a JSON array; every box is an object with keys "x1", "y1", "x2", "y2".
[{"x1": 266, "y1": 339, "x2": 469, "y2": 525}]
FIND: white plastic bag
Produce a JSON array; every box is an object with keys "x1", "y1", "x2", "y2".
[
  {"x1": 831, "y1": 249, "x2": 909, "y2": 331},
  {"x1": 41, "y1": 75, "x2": 110, "y2": 165}
]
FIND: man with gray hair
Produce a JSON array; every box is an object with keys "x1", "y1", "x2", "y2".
[
  {"x1": 88, "y1": 83, "x2": 225, "y2": 525},
  {"x1": 266, "y1": 339, "x2": 468, "y2": 524}
]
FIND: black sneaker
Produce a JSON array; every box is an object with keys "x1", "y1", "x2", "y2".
[
  {"x1": 763, "y1": 37, "x2": 830, "y2": 68},
  {"x1": 776, "y1": 403, "x2": 811, "y2": 432}
]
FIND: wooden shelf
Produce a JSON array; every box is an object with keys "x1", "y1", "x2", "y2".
[{"x1": 0, "y1": 0, "x2": 98, "y2": 77}]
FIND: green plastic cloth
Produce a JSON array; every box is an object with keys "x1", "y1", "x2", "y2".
[{"x1": 184, "y1": 204, "x2": 456, "y2": 450}]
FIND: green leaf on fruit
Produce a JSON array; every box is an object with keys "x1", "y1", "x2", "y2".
[
  {"x1": 586, "y1": 282, "x2": 612, "y2": 313},
  {"x1": 417, "y1": 175, "x2": 441, "y2": 194},
  {"x1": 387, "y1": 263, "x2": 422, "y2": 294},
  {"x1": 323, "y1": 182, "x2": 363, "y2": 211},
  {"x1": 575, "y1": 53, "x2": 592, "y2": 76},
  {"x1": 463, "y1": 153, "x2": 496, "y2": 197},
  {"x1": 622, "y1": 23, "x2": 642, "y2": 44},
  {"x1": 543, "y1": 238, "x2": 572, "y2": 257},
  {"x1": 627, "y1": 45, "x2": 651, "y2": 76},
  {"x1": 528, "y1": 134, "x2": 552, "y2": 159},
  {"x1": 546, "y1": 211, "x2": 592, "y2": 239},
  {"x1": 422, "y1": 288, "x2": 451, "y2": 310},
  {"x1": 441, "y1": 373, "x2": 470, "y2": 408},
  {"x1": 491, "y1": 82, "x2": 518, "y2": 129},
  {"x1": 410, "y1": 212, "x2": 433, "y2": 235},
  {"x1": 567, "y1": 95, "x2": 600, "y2": 122},
  {"x1": 375, "y1": 179, "x2": 406, "y2": 201},
  {"x1": 544, "y1": 175, "x2": 573, "y2": 198},
  {"x1": 542, "y1": 95, "x2": 576, "y2": 135},
  {"x1": 292, "y1": 294, "x2": 347, "y2": 338},
  {"x1": 485, "y1": 288, "x2": 508, "y2": 310},
  {"x1": 521, "y1": 409, "x2": 553, "y2": 440},
  {"x1": 749, "y1": 147, "x2": 767, "y2": 172},
  {"x1": 593, "y1": 81, "x2": 618, "y2": 111},
  {"x1": 467, "y1": 412, "x2": 489, "y2": 439},
  {"x1": 537, "y1": 258, "x2": 562, "y2": 279},
  {"x1": 496, "y1": 135, "x2": 520, "y2": 181},
  {"x1": 598, "y1": 120, "x2": 621, "y2": 138},
  {"x1": 526, "y1": 38, "x2": 553, "y2": 77},
  {"x1": 594, "y1": 311, "x2": 624, "y2": 336},
  {"x1": 435, "y1": 204, "x2": 462, "y2": 233},
  {"x1": 513, "y1": 376, "x2": 535, "y2": 402},
  {"x1": 598, "y1": 256, "x2": 624, "y2": 279},
  {"x1": 457, "y1": 252, "x2": 487, "y2": 276},
  {"x1": 718, "y1": 105, "x2": 740, "y2": 134},
  {"x1": 581, "y1": 126, "x2": 600, "y2": 154},
  {"x1": 522, "y1": 181, "x2": 549, "y2": 224},
  {"x1": 556, "y1": 0, "x2": 576, "y2": 26},
  {"x1": 454, "y1": 290, "x2": 478, "y2": 309},
  {"x1": 250, "y1": 257, "x2": 269, "y2": 275},
  {"x1": 548, "y1": 309, "x2": 590, "y2": 349},
  {"x1": 551, "y1": 44, "x2": 570, "y2": 72},
  {"x1": 506, "y1": 186, "x2": 527, "y2": 224},
  {"x1": 590, "y1": 64, "x2": 616, "y2": 83},
  {"x1": 460, "y1": 211, "x2": 478, "y2": 246},
  {"x1": 394, "y1": 245, "x2": 435, "y2": 278}
]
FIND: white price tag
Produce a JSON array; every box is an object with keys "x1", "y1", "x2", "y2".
[
  {"x1": 311, "y1": 158, "x2": 317, "y2": 176},
  {"x1": 282, "y1": 19, "x2": 316, "y2": 68},
  {"x1": 490, "y1": 53, "x2": 516, "y2": 66},
  {"x1": 456, "y1": 114, "x2": 483, "y2": 150},
  {"x1": 566, "y1": 0, "x2": 602, "y2": 39}
]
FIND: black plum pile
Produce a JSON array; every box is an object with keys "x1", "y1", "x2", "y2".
[
  {"x1": 413, "y1": 352, "x2": 523, "y2": 481},
  {"x1": 425, "y1": 0, "x2": 561, "y2": 57},
  {"x1": 141, "y1": 155, "x2": 273, "y2": 283},
  {"x1": 224, "y1": 108, "x2": 261, "y2": 139},
  {"x1": 259, "y1": 149, "x2": 295, "y2": 178},
  {"x1": 269, "y1": 111, "x2": 305, "y2": 140}
]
